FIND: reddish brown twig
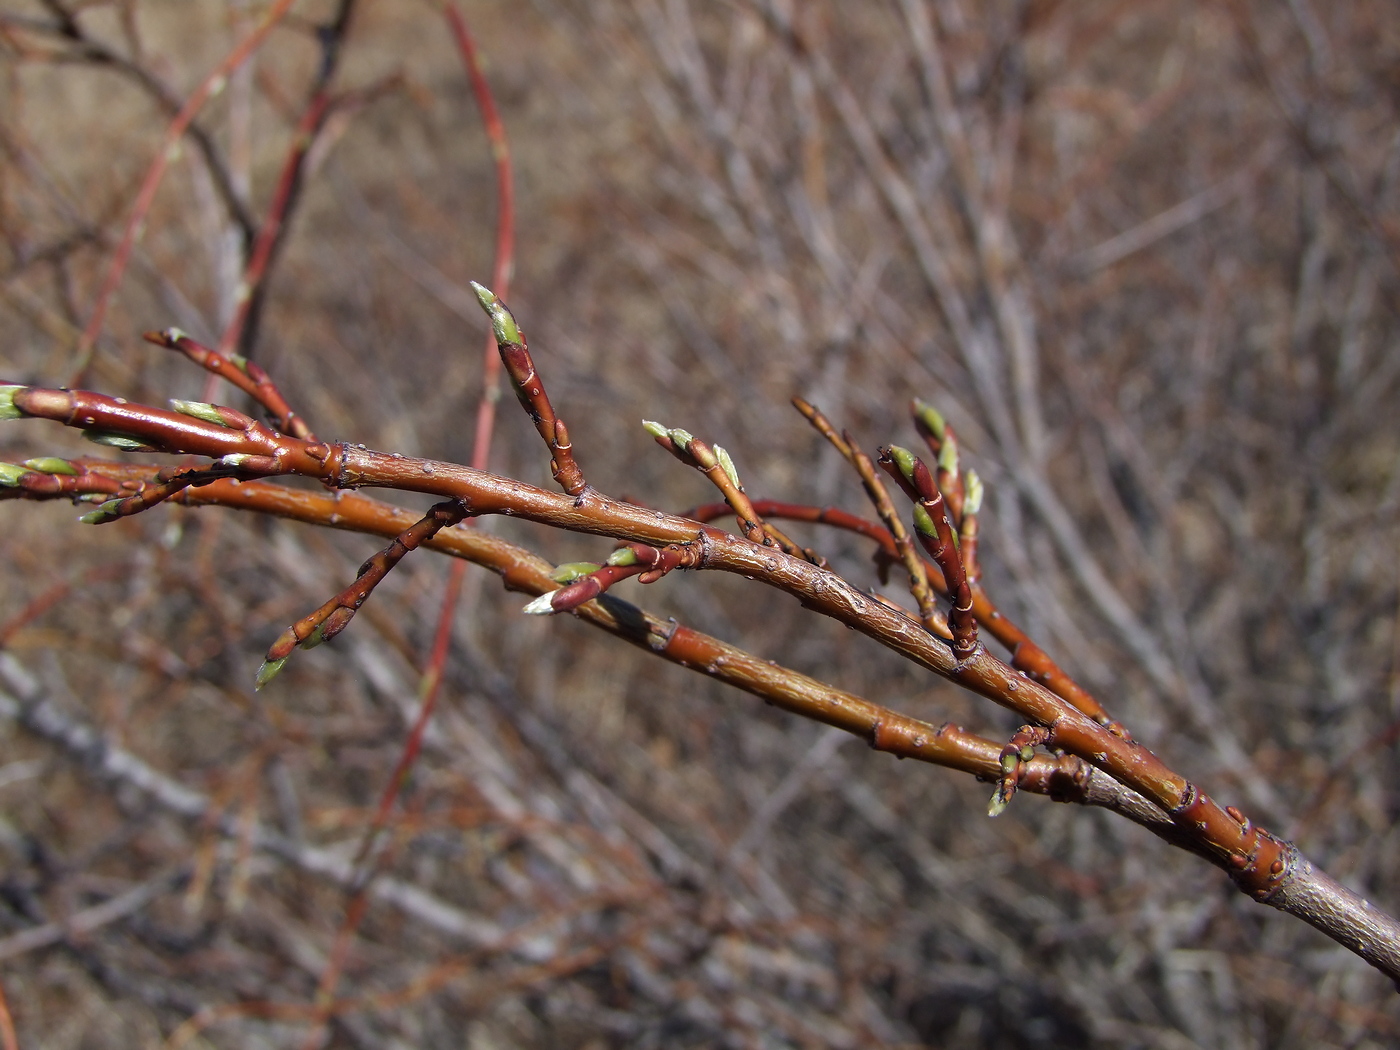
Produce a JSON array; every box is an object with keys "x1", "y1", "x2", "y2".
[
  {"x1": 642, "y1": 421, "x2": 774, "y2": 546},
  {"x1": 257, "y1": 501, "x2": 468, "y2": 689},
  {"x1": 0, "y1": 457, "x2": 123, "y2": 501},
  {"x1": 75, "y1": 463, "x2": 243, "y2": 524},
  {"x1": 524, "y1": 541, "x2": 702, "y2": 615},
  {"x1": 880, "y1": 446, "x2": 978, "y2": 659},
  {"x1": 793, "y1": 396, "x2": 944, "y2": 633},
  {"x1": 144, "y1": 328, "x2": 316, "y2": 441},
  {"x1": 472, "y1": 283, "x2": 586, "y2": 496}
]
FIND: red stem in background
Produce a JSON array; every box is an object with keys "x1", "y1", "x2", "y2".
[
  {"x1": 71, "y1": 0, "x2": 297, "y2": 386},
  {"x1": 216, "y1": 91, "x2": 333, "y2": 364},
  {"x1": 0, "y1": 976, "x2": 17, "y2": 1050},
  {"x1": 303, "y1": 6, "x2": 514, "y2": 1041}
]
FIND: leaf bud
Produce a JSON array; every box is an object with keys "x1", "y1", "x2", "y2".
[
  {"x1": 469, "y1": 281, "x2": 523, "y2": 344},
  {"x1": 23, "y1": 458, "x2": 77, "y2": 475},
  {"x1": 550, "y1": 561, "x2": 601, "y2": 582}
]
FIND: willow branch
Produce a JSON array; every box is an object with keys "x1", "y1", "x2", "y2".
[{"x1": 4, "y1": 384, "x2": 1399, "y2": 983}]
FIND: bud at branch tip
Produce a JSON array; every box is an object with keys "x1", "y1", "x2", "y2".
[
  {"x1": 78, "y1": 500, "x2": 123, "y2": 525},
  {"x1": 469, "y1": 281, "x2": 522, "y2": 344},
  {"x1": 24, "y1": 458, "x2": 77, "y2": 475},
  {"x1": 0, "y1": 386, "x2": 24, "y2": 421},
  {"x1": 965, "y1": 470, "x2": 984, "y2": 515},
  {"x1": 888, "y1": 445, "x2": 919, "y2": 485},
  {"x1": 913, "y1": 399, "x2": 945, "y2": 440},
  {"x1": 550, "y1": 561, "x2": 600, "y2": 582},
  {"x1": 715, "y1": 446, "x2": 740, "y2": 488},
  {"x1": 523, "y1": 591, "x2": 560, "y2": 615},
  {"x1": 255, "y1": 656, "x2": 288, "y2": 691}
]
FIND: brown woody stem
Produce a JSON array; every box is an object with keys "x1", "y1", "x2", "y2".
[{"x1": 5, "y1": 383, "x2": 1397, "y2": 982}]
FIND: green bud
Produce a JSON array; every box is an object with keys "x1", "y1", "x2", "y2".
[
  {"x1": 641, "y1": 420, "x2": 671, "y2": 441},
  {"x1": 84, "y1": 431, "x2": 150, "y2": 452},
  {"x1": 163, "y1": 327, "x2": 191, "y2": 344},
  {"x1": 0, "y1": 463, "x2": 27, "y2": 486},
  {"x1": 668, "y1": 427, "x2": 694, "y2": 452},
  {"x1": 937, "y1": 440, "x2": 958, "y2": 477},
  {"x1": 170, "y1": 399, "x2": 234, "y2": 427},
  {"x1": 550, "y1": 561, "x2": 600, "y2": 582},
  {"x1": 964, "y1": 470, "x2": 984, "y2": 516},
  {"x1": 469, "y1": 281, "x2": 522, "y2": 344},
  {"x1": 887, "y1": 445, "x2": 919, "y2": 485},
  {"x1": 714, "y1": 445, "x2": 740, "y2": 489},
  {"x1": 78, "y1": 499, "x2": 124, "y2": 524},
  {"x1": 606, "y1": 548, "x2": 639, "y2": 567},
  {"x1": 23, "y1": 457, "x2": 77, "y2": 475},
  {"x1": 300, "y1": 622, "x2": 328, "y2": 650},
  {"x1": 987, "y1": 789, "x2": 1010, "y2": 818},
  {"x1": 912, "y1": 399, "x2": 945, "y2": 440},
  {"x1": 0, "y1": 386, "x2": 24, "y2": 421},
  {"x1": 912, "y1": 503, "x2": 937, "y2": 538},
  {"x1": 1000, "y1": 752, "x2": 1019, "y2": 775},
  {"x1": 255, "y1": 656, "x2": 289, "y2": 691},
  {"x1": 218, "y1": 453, "x2": 255, "y2": 468}
]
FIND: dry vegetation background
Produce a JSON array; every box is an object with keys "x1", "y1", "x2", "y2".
[{"x1": 1, "y1": 0, "x2": 1399, "y2": 1047}]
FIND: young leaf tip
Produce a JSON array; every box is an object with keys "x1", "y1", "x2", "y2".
[
  {"x1": 913, "y1": 399, "x2": 946, "y2": 440},
  {"x1": 78, "y1": 499, "x2": 123, "y2": 525},
  {"x1": 714, "y1": 445, "x2": 740, "y2": 488},
  {"x1": 0, "y1": 385, "x2": 23, "y2": 421},
  {"x1": 911, "y1": 503, "x2": 938, "y2": 538},
  {"x1": 641, "y1": 420, "x2": 670, "y2": 441},
  {"x1": 550, "y1": 561, "x2": 600, "y2": 583},
  {"x1": 887, "y1": 445, "x2": 919, "y2": 484},
  {"x1": 469, "y1": 281, "x2": 522, "y2": 344},
  {"x1": 170, "y1": 399, "x2": 230, "y2": 427},
  {"x1": 255, "y1": 656, "x2": 289, "y2": 691},
  {"x1": 0, "y1": 462, "x2": 27, "y2": 486},
  {"x1": 24, "y1": 457, "x2": 77, "y2": 475},
  {"x1": 523, "y1": 591, "x2": 561, "y2": 615},
  {"x1": 965, "y1": 470, "x2": 984, "y2": 515},
  {"x1": 84, "y1": 431, "x2": 150, "y2": 452},
  {"x1": 937, "y1": 440, "x2": 959, "y2": 476},
  {"x1": 987, "y1": 789, "x2": 1010, "y2": 818}
]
